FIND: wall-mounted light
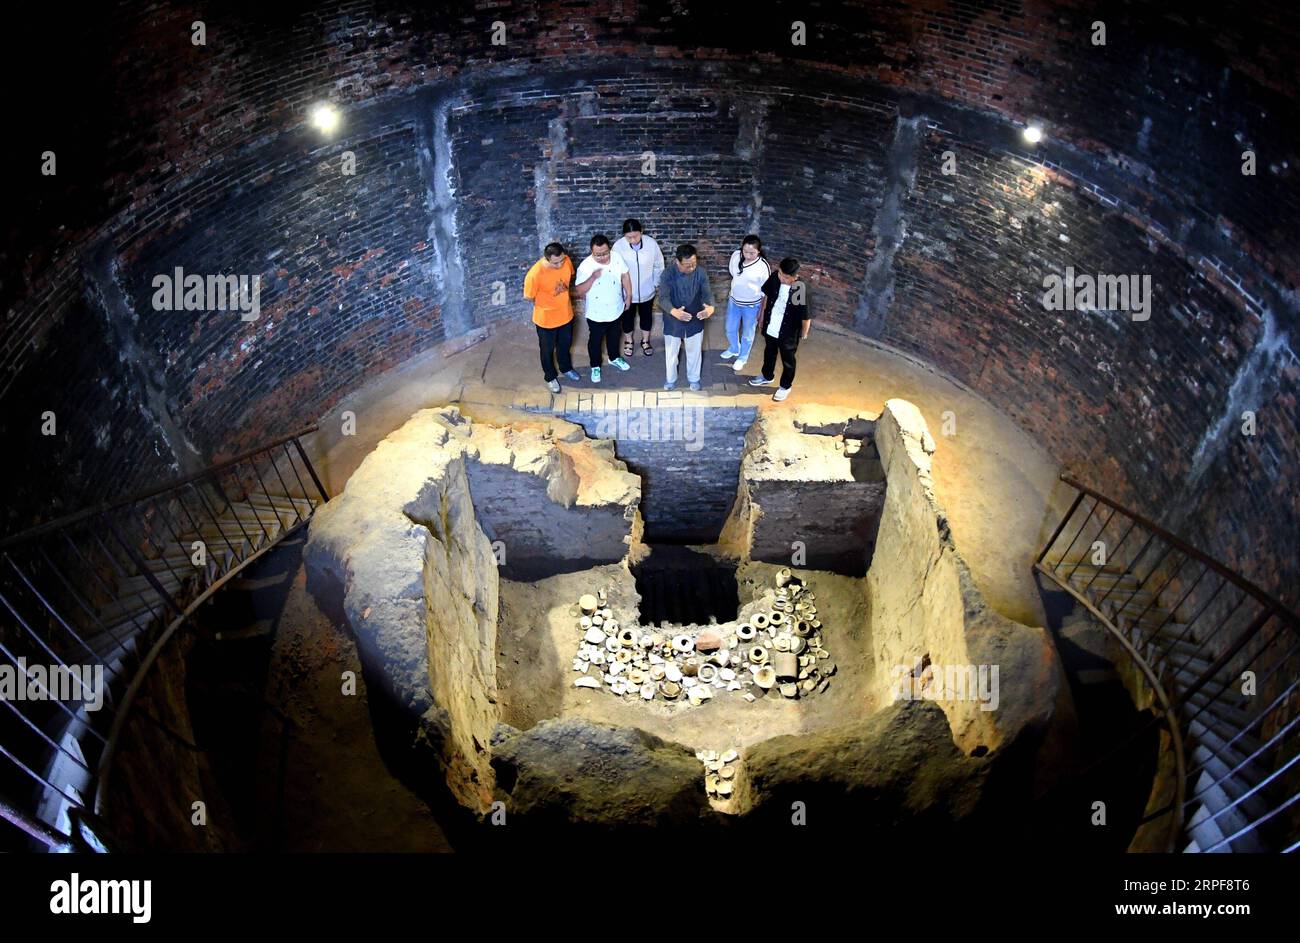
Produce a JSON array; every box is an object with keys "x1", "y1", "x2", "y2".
[
  {"x1": 1022, "y1": 124, "x2": 1044, "y2": 144},
  {"x1": 310, "y1": 103, "x2": 341, "y2": 135}
]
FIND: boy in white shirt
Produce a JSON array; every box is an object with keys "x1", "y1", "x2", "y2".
[
  {"x1": 574, "y1": 234, "x2": 633, "y2": 383},
  {"x1": 747, "y1": 257, "x2": 811, "y2": 402}
]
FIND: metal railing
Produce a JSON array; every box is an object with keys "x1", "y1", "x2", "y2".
[
  {"x1": 1036, "y1": 474, "x2": 1300, "y2": 852},
  {"x1": 0, "y1": 426, "x2": 328, "y2": 851}
]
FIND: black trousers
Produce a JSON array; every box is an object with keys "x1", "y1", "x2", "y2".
[
  {"x1": 620, "y1": 299, "x2": 655, "y2": 335},
  {"x1": 587, "y1": 318, "x2": 622, "y2": 367},
  {"x1": 761, "y1": 332, "x2": 800, "y2": 389},
  {"x1": 536, "y1": 320, "x2": 574, "y2": 381}
]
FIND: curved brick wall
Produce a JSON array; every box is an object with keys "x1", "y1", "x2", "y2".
[{"x1": 1, "y1": 1, "x2": 1296, "y2": 606}]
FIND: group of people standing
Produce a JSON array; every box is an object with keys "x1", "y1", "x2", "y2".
[{"x1": 523, "y1": 220, "x2": 811, "y2": 401}]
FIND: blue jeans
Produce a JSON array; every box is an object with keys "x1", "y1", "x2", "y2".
[{"x1": 725, "y1": 297, "x2": 761, "y2": 360}]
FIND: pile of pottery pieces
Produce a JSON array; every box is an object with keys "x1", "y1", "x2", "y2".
[
  {"x1": 697, "y1": 748, "x2": 740, "y2": 799},
  {"x1": 570, "y1": 568, "x2": 835, "y2": 705}
]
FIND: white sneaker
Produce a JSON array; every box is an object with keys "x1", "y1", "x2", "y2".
[
  {"x1": 772, "y1": 387, "x2": 791, "y2": 402},
  {"x1": 547, "y1": 379, "x2": 561, "y2": 394},
  {"x1": 720, "y1": 351, "x2": 739, "y2": 360},
  {"x1": 732, "y1": 359, "x2": 747, "y2": 372}
]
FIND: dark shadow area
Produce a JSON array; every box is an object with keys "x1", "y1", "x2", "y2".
[
  {"x1": 632, "y1": 544, "x2": 740, "y2": 626},
  {"x1": 185, "y1": 533, "x2": 305, "y2": 848},
  {"x1": 1025, "y1": 575, "x2": 1163, "y2": 850}
]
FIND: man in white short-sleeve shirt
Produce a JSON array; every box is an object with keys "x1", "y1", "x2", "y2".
[{"x1": 573, "y1": 234, "x2": 633, "y2": 383}]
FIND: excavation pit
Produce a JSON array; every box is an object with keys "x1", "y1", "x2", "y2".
[{"x1": 303, "y1": 399, "x2": 1068, "y2": 830}]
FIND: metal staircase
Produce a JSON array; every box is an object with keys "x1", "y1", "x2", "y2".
[
  {"x1": 0, "y1": 427, "x2": 327, "y2": 851},
  {"x1": 1037, "y1": 475, "x2": 1300, "y2": 852}
]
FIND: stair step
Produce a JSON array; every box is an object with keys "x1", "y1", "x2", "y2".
[
  {"x1": 1117, "y1": 607, "x2": 1178, "y2": 631},
  {"x1": 182, "y1": 522, "x2": 263, "y2": 546},
  {"x1": 1098, "y1": 589, "x2": 1157, "y2": 608},
  {"x1": 1186, "y1": 747, "x2": 1274, "y2": 827},
  {"x1": 85, "y1": 621, "x2": 145, "y2": 660},
  {"x1": 1184, "y1": 766, "x2": 1271, "y2": 852},
  {"x1": 96, "y1": 593, "x2": 170, "y2": 627},
  {"x1": 1183, "y1": 717, "x2": 1268, "y2": 786},
  {"x1": 1183, "y1": 687, "x2": 1256, "y2": 730},
  {"x1": 1107, "y1": 599, "x2": 1170, "y2": 622},
  {"x1": 246, "y1": 493, "x2": 316, "y2": 516},
  {"x1": 1185, "y1": 714, "x2": 1266, "y2": 768},
  {"x1": 144, "y1": 551, "x2": 209, "y2": 573},
  {"x1": 113, "y1": 568, "x2": 189, "y2": 598},
  {"x1": 226, "y1": 506, "x2": 291, "y2": 534},
  {"x1": 1069, "y1": 572, "x2": 1143, "y2": 592},
  {"x1": 1150, "y1": 634, "x2": 1213, "y2": 667},
  {"x1": 1185, "y1": 801, "x2": 1231, "y2": 854},
  {"x1": 1051, "y1": 559, "x2": 1127, "y2": 572}
]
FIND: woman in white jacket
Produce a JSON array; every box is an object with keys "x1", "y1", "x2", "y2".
[
  {"x1": 721, "y1": 234, "x2": 772, "y2": 372},
  {"x1": 613, "y1": 219, "x2": 666, "y2": 358}
]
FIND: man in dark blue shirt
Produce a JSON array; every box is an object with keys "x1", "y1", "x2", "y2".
[{"x1": 656, "y1": 243, "x2": 716, "y2": 391}]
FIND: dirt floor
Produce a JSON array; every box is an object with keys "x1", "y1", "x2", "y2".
[
  {"x1": 495, "y1": 557, "x2": 875, "y2": 756},
  {"x1": 301, "y1": 317, "x2": 1065, "y2": 629}
]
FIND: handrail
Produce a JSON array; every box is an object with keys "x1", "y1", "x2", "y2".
[
  {"x1": 1038, "y1": 473, "x2": 1300, "y2": 853},
  {"x1": 91, "y1": 517, "x2": 313, "y2": 827},
  {"x1": 1034, "y1": 558, "x2": 1187, "y2": 851},
  {"x1": 0, "y1": 425, "x2": 328, "y2": 851},
  {"x1": 1058, "y1": 474, "x2": 1300, "y2": 626},
  {"x1": 0, "y1": 424, "x2": 322, "y2": 550}
]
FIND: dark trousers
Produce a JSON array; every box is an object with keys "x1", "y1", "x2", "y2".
[
  {"x1": 761, "y1": 332, "x2": 800, "y2": 389},
  {"x1": 536, "y1": 320, "x2": 574, "y2": 381},
  {"x1": 587, "y1": 318, "x2": 622, "y2": 367},
  {"x1": 620, "y1": 299, "x2": 655, "y2": 335}
]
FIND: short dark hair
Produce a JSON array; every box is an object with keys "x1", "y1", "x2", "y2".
[
  {"x1": 543, "y1": 242, "x2": 565, "y2": 259},
  {"x1": 675, "y1": 243, "x2": 697, "y2": 261},
  {"x1": 622, "y1": 219, "x2": 643, "y2": 234},
  {"x1": 590, "y1": 233, "x2": 611, "y2": 249},
  {"x1": 779, "y1": 257, "x2": 800, "y2": 276}
]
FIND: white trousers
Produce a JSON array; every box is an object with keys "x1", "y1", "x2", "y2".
[{"x1": 663, "y1": 331, "x2": 703, "y2": 384}]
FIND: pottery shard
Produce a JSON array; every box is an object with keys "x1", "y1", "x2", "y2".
[
  {"x1": 695, "y1": 630, "x2": 722, "y2": 653},
  {"x1": 585, "y1": 627, "x2": 607, "y2": 645},
  {"x1": 574, "y1": 676, "x2": 602, "y2": 689}
]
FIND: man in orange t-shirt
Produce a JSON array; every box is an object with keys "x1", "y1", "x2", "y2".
[{"x1": 523, "y1": 242, "x2": 582, "y2": 393}]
